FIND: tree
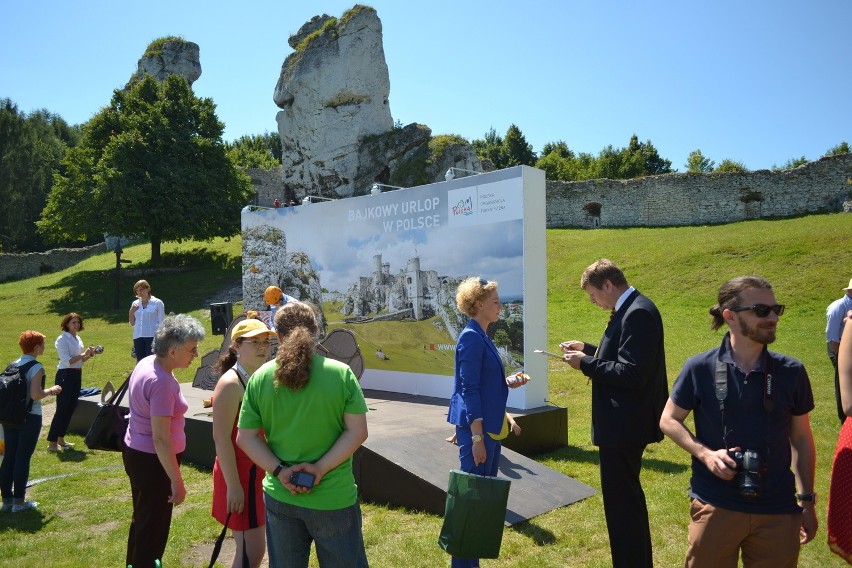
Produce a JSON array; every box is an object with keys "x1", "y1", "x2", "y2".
[
  {"x1": 825, "y1": 141, "x2": 850, "y2": 157},
  {"x1": 493, "y1": 329, "x2": 510, "y2": 349},
  {"x1": 713, "y1": 159, "x2": 749, "y2": 173},
  {"x1": 502, "y1": 124, "x2": 537, "y2": 167},
  {"x1": 593, "y1": 135, "x2": 673, "y2": 180},
  {"x1": 471, "y1": 127, "x2": 505, "y2": 168},
  {"x1": 540, "y1": 140, "x2": 574, "y2": 159},
  {"x1": 535, "y1": 151, "x2": 569, "y2": 181},
  {"x1": 685, "y1": 149, "x2": 715, "y2": 173},
  {"x1": 225, "y1": 134, "x2": 280, "y2": 168},
  {"x1": 0, "y1": 99, "x2": 79, "y2": 252},
  {"x1": 38, "y1": 74, "x2": 252, "y2": 263},
  {"x1": 263, "y1": 131, "x2": 283, "y2": 162},
  {"x1": 472, "y1": 124, "x2": 537, "y2": 169},
  {"x1": 773, "y1": 156, "x2": 808, "y2": 171},
  {"x1": 622, "y1": 134, "x2": 672, "y2": 177}
]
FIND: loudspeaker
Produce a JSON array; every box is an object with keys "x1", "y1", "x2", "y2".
[{"x1": 210, "y1": 302, "x2": 233, "y2": 335}]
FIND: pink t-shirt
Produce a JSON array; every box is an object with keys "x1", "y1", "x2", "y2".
[{"x1": 124, "y1": 355, "x2": 189, "y2": 454}]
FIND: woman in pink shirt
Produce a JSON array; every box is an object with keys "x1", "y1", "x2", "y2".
[{"x1": 122, "y1": 314, "x2": 205, "y2": 568}]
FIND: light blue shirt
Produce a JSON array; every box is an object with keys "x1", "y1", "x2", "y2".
[
  {"x1": 826, "y1": 293, "x2": 852, "y2": 344},
  {"x1": 13, "y1": 354, "x2": 44, "y2": 416},
  {"x1": 614, "y1": 286, "x2": 636, "y2": 312}
]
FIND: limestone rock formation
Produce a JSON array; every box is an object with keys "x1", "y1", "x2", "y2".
[
  {"x1": 274, "y1": 6, "x2": 393, "y2": 199},
  {"x1": 242, "y1": 224, "x2": 326, "y2": 332},
  {"x1": 129, "y1": 37, "x2": 202, "y2": 87},
  {"x1": 272, "y1": 6, "x2": 483, "y2": 200}
]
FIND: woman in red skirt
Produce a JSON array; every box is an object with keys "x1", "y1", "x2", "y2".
[
  {"x1": 211, "y1": 318, "x2": 275, "y2": 568},
  {"x1": 829, "y1": 309, "x2": 852, "y2": 565}
]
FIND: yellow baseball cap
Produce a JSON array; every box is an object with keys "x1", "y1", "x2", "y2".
[{"x1": 231, "y1": 318, "x2": 275, "y2": 341}]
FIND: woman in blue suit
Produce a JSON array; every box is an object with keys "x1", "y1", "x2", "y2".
[{"x1": 446, "y1": 277, "x2": 527, "y2": 568}]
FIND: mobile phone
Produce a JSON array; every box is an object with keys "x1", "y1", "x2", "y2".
[{"x1": 290, "y1": 471, "x2": 315, "y2": 488}]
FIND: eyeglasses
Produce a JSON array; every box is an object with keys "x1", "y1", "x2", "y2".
[
  {"x1": 240, "y1": 338, "x2": 270, "y2": 345},
  {"x1": 730, "y1": 304, "x2": 785, "y2": 317},
  {"x1": 179, "y1": 346, "x2": 199, "y2": 356}
]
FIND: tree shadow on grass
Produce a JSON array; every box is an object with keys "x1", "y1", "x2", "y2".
[
  {"x1": 536, "y1": 444, "x2": 689, "y2": 475},
  {"x1": 40, "y1": 247, "x2": 241, "y2": 323}
]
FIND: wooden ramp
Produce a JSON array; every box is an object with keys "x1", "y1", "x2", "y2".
[
  {"x1": 356, "y1": 390, "x2": 595, "y2": 526},
  {"x1": 69, "y1": 385, "x2": 594, "y2": 526}
]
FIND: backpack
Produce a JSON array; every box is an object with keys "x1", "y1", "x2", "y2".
[{"x1": 0, "y1": 360, "x2": 38, "y2": 427}]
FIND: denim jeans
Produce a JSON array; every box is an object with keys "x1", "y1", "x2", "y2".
[
  {"x1": 133, "y1": 337, "x2": 154, "y2": 363},
  {"x1": 0, "y1": 412, "x2": 42, "y2": 501},
  {"x1": 264, "y1": 493, "x2": 369, "y2": 568}
]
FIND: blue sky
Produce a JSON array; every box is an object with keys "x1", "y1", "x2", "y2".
[{"x1": 3, "y1": 1, "x2": 850, "y2": 171}]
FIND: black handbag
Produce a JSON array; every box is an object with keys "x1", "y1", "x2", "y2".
[
  {"x1": 438, "y1": 469, "x2": 511, "y2": 559},
  {"x1": 84, "y1": 374, "x2": 130, "y2": 452}
]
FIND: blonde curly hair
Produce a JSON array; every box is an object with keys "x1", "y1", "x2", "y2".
[{"x1": 456, "y1": 277, "x2": 498, "y2": 318}]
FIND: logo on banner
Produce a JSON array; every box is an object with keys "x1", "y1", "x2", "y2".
[{"x1": 451, "y1": 197, "x2": 474, "y2": 217}]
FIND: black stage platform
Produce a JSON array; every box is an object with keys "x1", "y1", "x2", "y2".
[{"x1": 69, "y1": 385, "x2": 594, "y2": 525}]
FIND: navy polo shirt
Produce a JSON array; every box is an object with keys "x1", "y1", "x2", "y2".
[{"x1": 670, "y1": 333, "x2": 814, "y2": 514}]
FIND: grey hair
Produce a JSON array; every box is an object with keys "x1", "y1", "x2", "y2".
[{"x1": 152, "y1": 314, "x2": 206, "y2": 356}]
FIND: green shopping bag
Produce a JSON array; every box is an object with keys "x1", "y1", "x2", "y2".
[{"x1": 438, "y1": 469, "x2": 511, "y2": 559}]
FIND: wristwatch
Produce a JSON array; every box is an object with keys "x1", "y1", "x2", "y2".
[
  {"x1": 795, "y1": 492, "x2": 817, "y2": 505},
  {"x1": 471, "y1": 434, "x2": 484, "y2": 443},
  {"x1": 272, "y1": 462, "x2": 285, "y2": 477}
]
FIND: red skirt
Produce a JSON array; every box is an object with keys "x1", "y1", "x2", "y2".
[
  {"x1": 828, "y1": 416, "x2": 852, "y2": 564},
  {"x1": 211, "y1": 454, "x2": 265, "y2": 531}
]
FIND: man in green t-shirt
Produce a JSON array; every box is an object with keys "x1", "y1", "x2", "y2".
[{"x1": 237, "y1": 301, "x2": 369, "y2": 567}]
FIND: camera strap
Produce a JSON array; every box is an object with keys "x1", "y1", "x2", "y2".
[
  {"x1": 715, "y1": 352, "x2": 775, "y2": 450},
  {"x1": 714, "y1": 353, "x2": 774, "y2": 411},
  {"x1": 715, "y1": 359, "x2": 731, "y2": 445}
]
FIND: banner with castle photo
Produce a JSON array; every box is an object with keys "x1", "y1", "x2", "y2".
[{"x1": 241, "y1": 166, "x2": 547, "y2": 409}]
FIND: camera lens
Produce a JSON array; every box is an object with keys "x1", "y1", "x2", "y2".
[{"x1": 731, "y1": 449, "x2": 762, "y2": 498}]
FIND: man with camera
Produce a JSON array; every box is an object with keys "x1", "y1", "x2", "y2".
[{"x1": 660, "y1": 275, "x2": 817, "y2": 567}]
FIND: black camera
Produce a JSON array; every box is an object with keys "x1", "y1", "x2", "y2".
[
  {"x1": 290, "y1": 471, "x2": 315, "y2": 489},
  {"x1": 93, "y1": 345, "x2": 104, "y2": 354},
  {"x1": 727, "y1": 449, "x2": 762, "y2": 498}
]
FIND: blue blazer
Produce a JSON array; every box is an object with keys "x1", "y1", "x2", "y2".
[{"x1": 447, "y1": 319, "x2": 508, "y2": 435}]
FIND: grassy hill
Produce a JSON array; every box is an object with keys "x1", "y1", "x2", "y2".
[{"x1": 0, "y1": 212, "x2": 850, "y2": 567}]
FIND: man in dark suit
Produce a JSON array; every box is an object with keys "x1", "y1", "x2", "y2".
[{"x1": 561, "y1": 259, "x2": 669, "y2": 568}]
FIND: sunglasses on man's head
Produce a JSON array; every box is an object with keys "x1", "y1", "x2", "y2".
[{"x1": 730, "y1": 304, "x2": 785, "y2": 317}]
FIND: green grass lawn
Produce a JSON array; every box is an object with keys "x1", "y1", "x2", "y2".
[{"x1": 0, "y1": 212, "x2": 850, "y2": 567}]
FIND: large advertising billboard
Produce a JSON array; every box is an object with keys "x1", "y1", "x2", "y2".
[{"x1": 241, "y1": 166, "x2": 547, "y2": 409}]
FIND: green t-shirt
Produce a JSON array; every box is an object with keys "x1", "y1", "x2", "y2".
[{"x1": 238, "y1": 354, "x2": 368, "y2": 510}]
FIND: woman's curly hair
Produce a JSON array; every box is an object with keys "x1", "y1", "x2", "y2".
[{"x1": 273, "y1": 301, "x2": 320, "y2": 391}]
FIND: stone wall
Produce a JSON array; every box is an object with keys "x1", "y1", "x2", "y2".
[
  {"x1": 7, "y1": 155, "x2": 846, "y2": 283},
  {"x1": 546, "y1": 153, "x2": 852, "y2": 228},
  {"x1": 245, "y1": 166, "x2": 287, "y2": 207},
  {"x1": 0, "y1": 242, "x2": 107, "y2": 283}
]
